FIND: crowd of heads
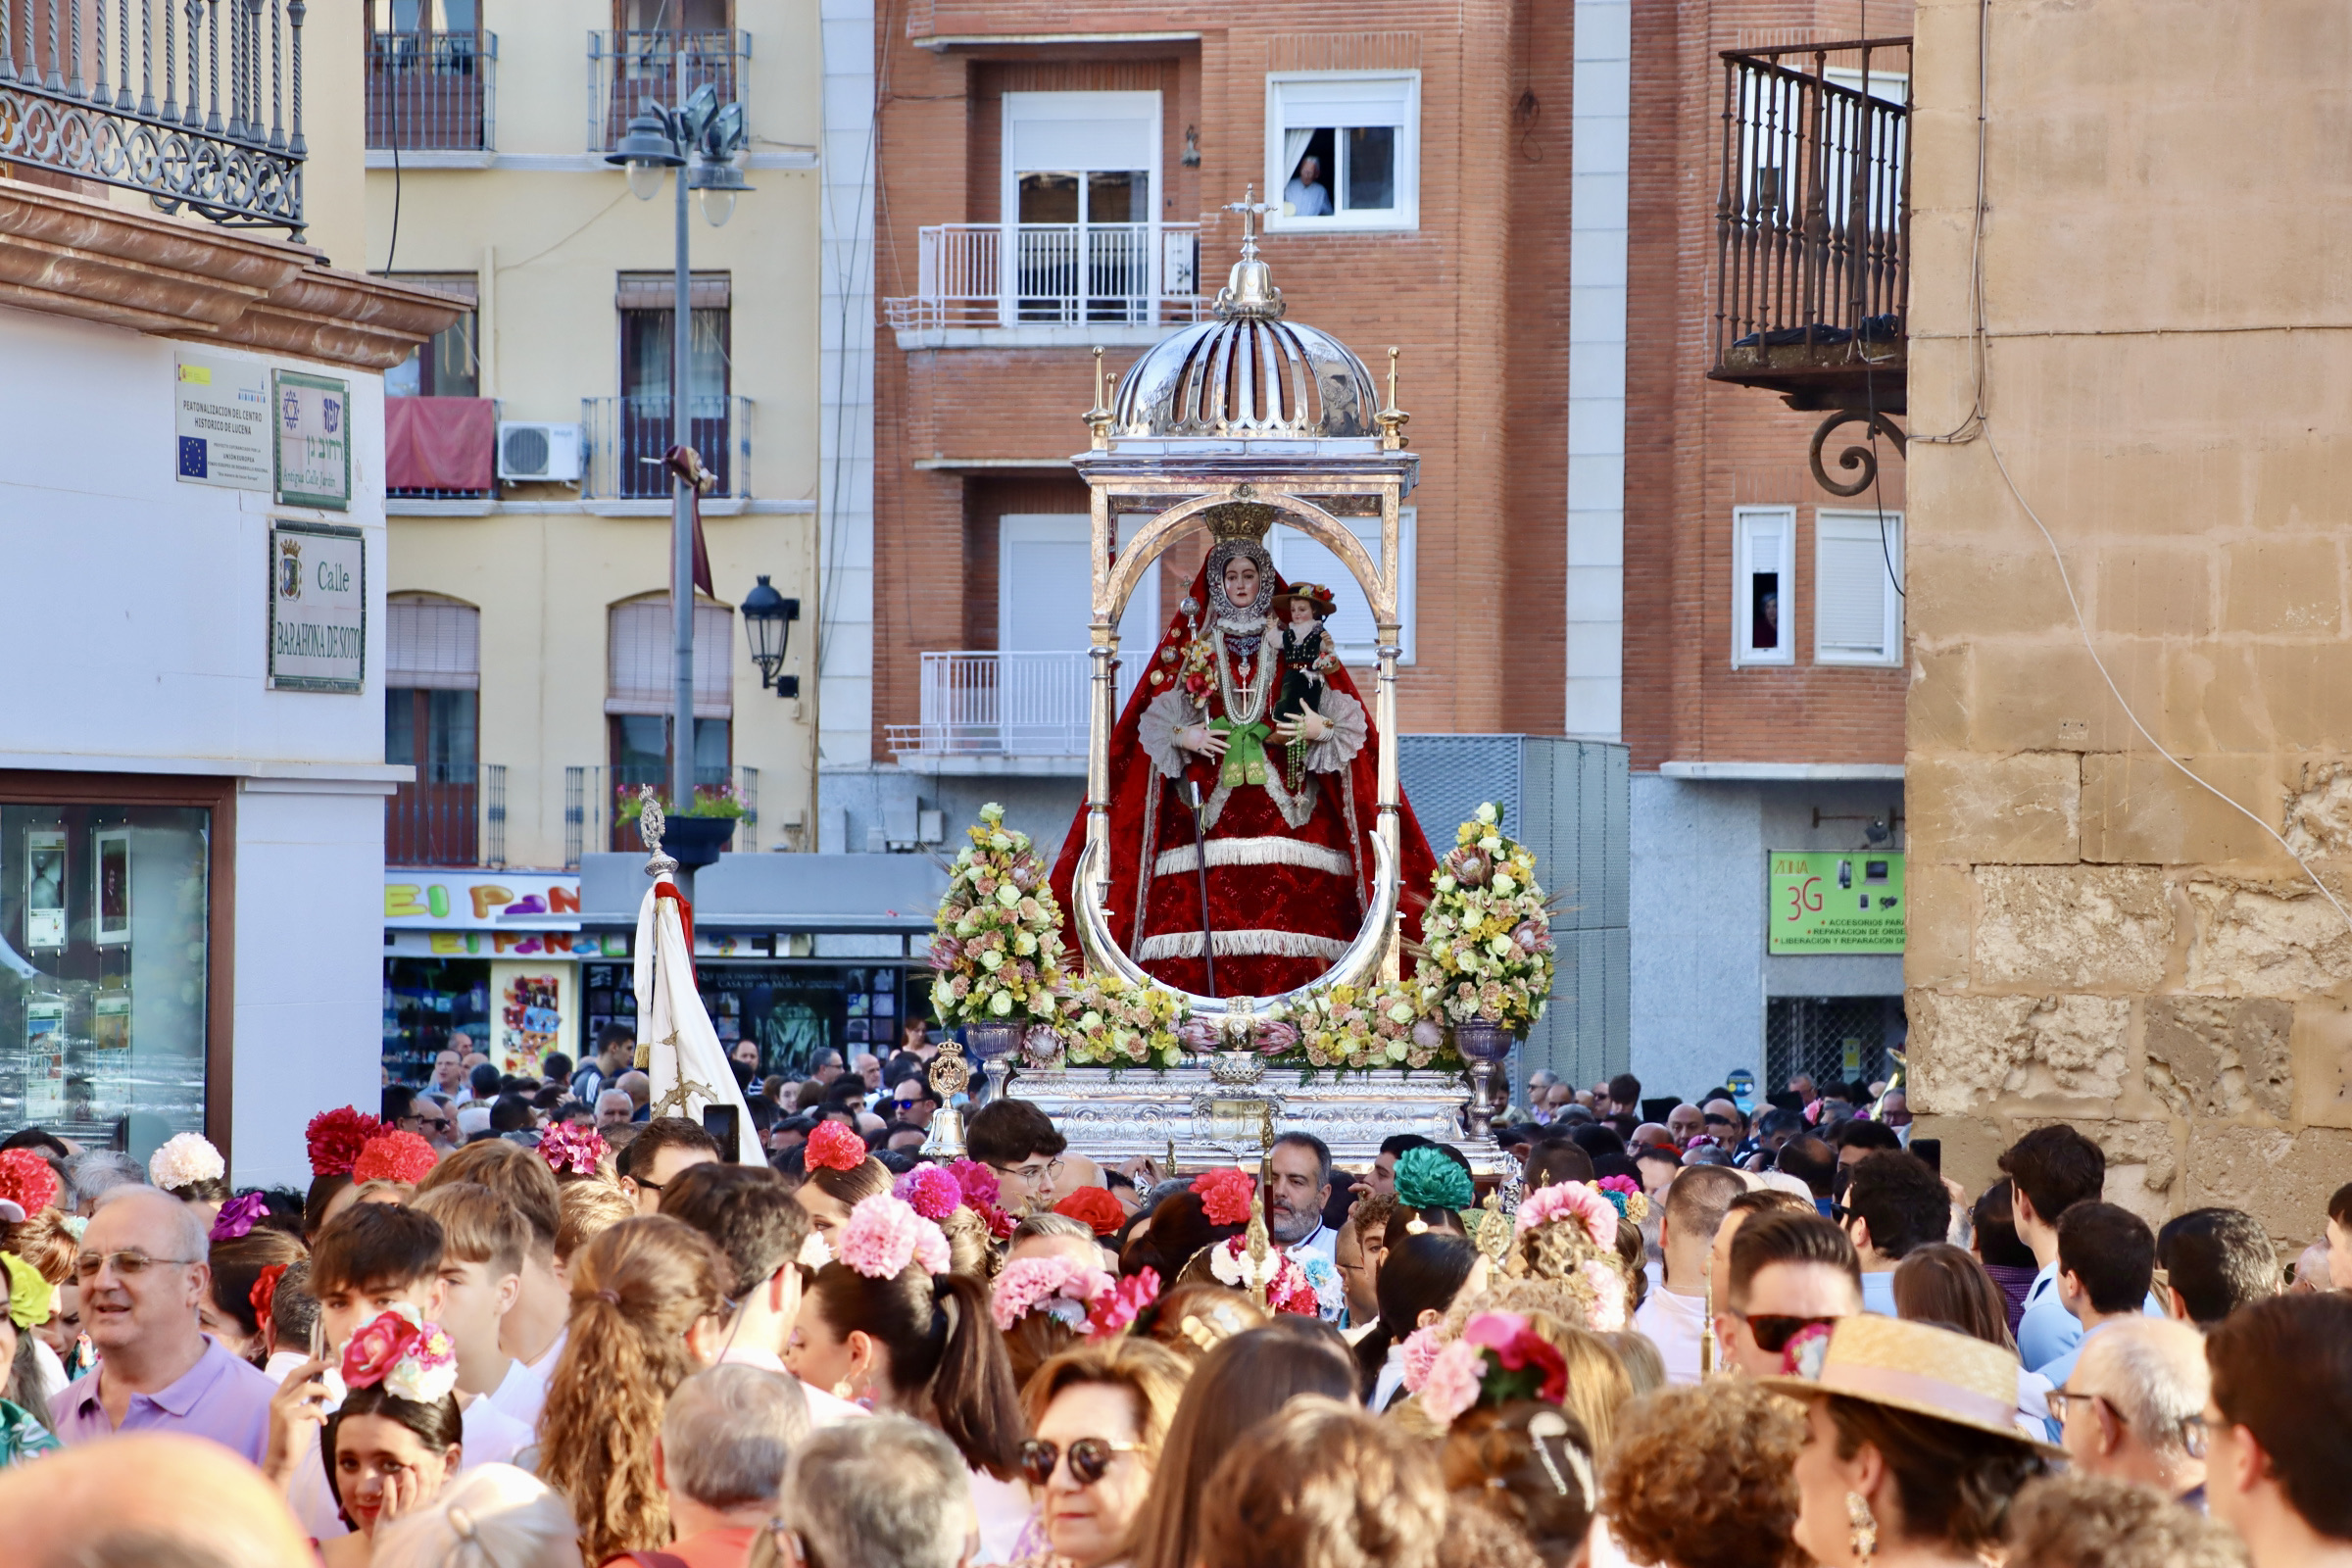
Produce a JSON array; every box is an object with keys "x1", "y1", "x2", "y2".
[{"x1": 0, "y1": 1050, "x2": 2342, "y2": 1568}]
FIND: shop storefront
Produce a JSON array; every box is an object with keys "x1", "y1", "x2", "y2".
[
  {"x1": 0, "y1": 778, "x2": 232, "y2": 1149},
  {"x1": 383, "y1": 869, "x2": 594, "y2": 1083},
  {"x1": 582, "y1": 954, "x2": 922, "y2": 1081}
]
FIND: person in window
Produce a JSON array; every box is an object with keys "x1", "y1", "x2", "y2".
[{"x1": 1285, "y1": 155, "x2": 1332, "y2": 218}]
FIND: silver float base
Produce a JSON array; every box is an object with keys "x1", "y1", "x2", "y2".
[{"x1": 1005, "y1": 1065, "x2": 1509, "y2": 1177}]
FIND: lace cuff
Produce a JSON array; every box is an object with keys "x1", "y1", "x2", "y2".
[
  {"x1": 1304, "y1": 693, "x2": 1368, "y2": 773},
  {"x1": 1139, "y1": 690, "x2": 1202, "y2": 779}
]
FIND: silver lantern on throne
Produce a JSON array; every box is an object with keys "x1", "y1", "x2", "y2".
[{"x1": 1001, "y1": 195, "x2": 1505, "y2": 1176}]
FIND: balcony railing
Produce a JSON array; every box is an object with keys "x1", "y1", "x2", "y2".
[
  {"x1": 581, "y1": 394, "x2": 751, "y2": 501},
  {"x1": 367, "y1": 29, "x2": 497, "y2": 152},
  {"x1": 588, "y1": 29, "x2": 747, "y2": 153},
  {"x1": 387, "y1": 762, "x2": 502, "y2": 867},
  {"x1": 886, "y1": 651, "x2": 1147, "y2": 762},
  {"x1": 884, "y1": 223, "x2": 1207, "y2": 331},
  {"x1": 0, "y1": 0, "x2": 309, "y2": 233},
  {"x1": 564, "y1": 765, "x2": 759, "y2": 867}
]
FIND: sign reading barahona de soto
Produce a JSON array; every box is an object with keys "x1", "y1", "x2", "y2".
[{"x1": 268, "y1": 520, "x2": 366, "y2": 693}]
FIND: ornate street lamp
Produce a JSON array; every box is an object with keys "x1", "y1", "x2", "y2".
[{"x1": 742, "y1": 575, "x2": 801, "y2": 698}]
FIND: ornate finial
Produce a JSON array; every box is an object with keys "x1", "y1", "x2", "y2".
[
  {"x1": 1377, "y1": 346, "x2": 1411, "y2": 451},
  {"x1": 1214, "y1": 187, "x2": 1284, "y2": 321},
  {"x1": 1244, "y1": 1185, "x2": 1274, "y2": 1310},
  {"x1": 1085, "y1": 345, "x2": 1113, "y2": 448},
  {"x1": 638, "y1": 785, "x2": 679, "y2": 878},
  {"x1": 1164, "y1": 1136, "x2": 1179, "y2": 1180},
  {"x1": 1476, "y1": 1189, "x2": 1513, "y2": 1264},
  {"x1": 928, "y1": 1039, "x2": 973, "y2": 1102}
]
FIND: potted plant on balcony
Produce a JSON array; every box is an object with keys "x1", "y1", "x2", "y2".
[
  {"x1": 618, "y1": 782, "x2": 747, "y2": 868},
  {"x1": 927, "y1": 804, "x2": 1067, "y2": 1103},
  {"x1": 1414, "y1": 803, "x2": 1556, "y2": 1138}
]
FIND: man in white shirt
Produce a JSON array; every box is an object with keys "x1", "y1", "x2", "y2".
[
  {"x1": 413, "y1": 1180, "x2": 549, "y2": 1435},
  {"x1": 1284, "y1": 155, "x2": 1332, "y2": 217},
  {"x1": 1634, "y1": 1165, "x2": 1745, "y2": 1383},
  {"x1": 656, "y1": 1160, "x2": 867, "y2": 1426},
  {"x1": 1267, "y1": 1133, "x2": 1340, "y2": 1266}
]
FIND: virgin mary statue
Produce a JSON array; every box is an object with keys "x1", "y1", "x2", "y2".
[{"x1": 1050, "y1": 513, "x2": 1438, "y2": 998}]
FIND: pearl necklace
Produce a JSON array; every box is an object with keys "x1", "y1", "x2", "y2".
[{"x1": 1212, "y1": 623, "x2": 1273, "y2": 726}]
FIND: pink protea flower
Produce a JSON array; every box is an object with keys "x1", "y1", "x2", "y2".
[
  {"x1": 835, "y1": 1194, "x2": 952, "y2": 1280},
  {"x1": 1513, "y1": 1179, "x2": 1618, "y2": 1250},
  {"x1": 893, "y1": 1164, "x2": 963, "y2": 1221}
]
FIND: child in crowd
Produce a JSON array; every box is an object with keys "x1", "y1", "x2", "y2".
[{"x1": 413, "y1": 1182, "x2": 548, "y2": 1432}]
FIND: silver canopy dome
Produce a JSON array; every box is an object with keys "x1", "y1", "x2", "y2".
[{"x1": 1110, "y1": 223, "x2": 1379, "y2": 440}]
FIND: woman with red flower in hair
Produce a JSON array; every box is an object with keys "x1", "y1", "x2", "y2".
[
  {"x1": 790, "y1": 1118, "x2": 890, "y2": 1260},
  {"x1": 317, "y1": 1306, "x2": 465, "y2": 1567}
]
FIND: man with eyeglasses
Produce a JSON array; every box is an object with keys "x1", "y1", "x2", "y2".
[
  {"x1": 53, "y1": 1186, "x2": 276, "y2": 1461},
  {"x1": 2049, "y1": 1316, "x2": 2210, "y2": 1507},
  {"x1": 967, "y1": 1100, "x2": 1070, "y2": 1219},
  {"x1": 1714, "y1": 1206, "x2": 1862, "y2": 1379},
  {"x1": 415, "y1": 1093, "x2": 461, "y2": 1153}
]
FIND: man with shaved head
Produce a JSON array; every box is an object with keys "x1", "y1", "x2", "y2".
[
  {"x1": 52, "y1": 1185, "x2": 276, "y2": 1462},
  {"x1": 0, "y1": 1432, "x2": 314, "y2": 1567}
]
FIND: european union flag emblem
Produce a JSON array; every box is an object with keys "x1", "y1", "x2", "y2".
[{"x1": 178, "y1": 436, "x2": 208, "y2": 477}]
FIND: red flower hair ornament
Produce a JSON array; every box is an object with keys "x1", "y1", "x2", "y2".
[
  {"x1": 0, "y1": 1150, "x2": 61, "y2": 1219},
  {"x1": 1087, "y1": 1267, "x2": 1160, "y2": 1341},
  {"x1": 805, "y1": 1119, "x2": 868, "y2": 1173},
  {"x1": 1191, "y1": 1167, "x2": 1254, "y2": 1228},
  {"x1": 306, "y1": 1107, "x2": 387, "y2": 1178},
  {"x1": 350, "y1": 1131, "x2": 438, "y2": 1187},
  {"x1": 1054, "y1": 1186, "x2": 1127, "y2": 1238},
  {"x1": 249, "y1": 1262, "x2": 290, "y2": 1328}
]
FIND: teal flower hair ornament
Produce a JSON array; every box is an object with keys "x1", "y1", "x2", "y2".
[{"x1": 1395, "y1": 1146, "x2": 1475, "y2": 1217}]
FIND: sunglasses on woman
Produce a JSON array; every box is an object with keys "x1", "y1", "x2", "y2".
[
  {"x1": 1733, "y1": 1312, "x2": 1839, "y2": 1353},
  {"x1": 1018, "y1": 1437, "x2": 1142, "y2": 1488}
]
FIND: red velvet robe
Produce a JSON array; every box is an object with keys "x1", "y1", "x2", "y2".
[{"x1": 1049, "y1": 556, "x2": 1437, "y2": 998}]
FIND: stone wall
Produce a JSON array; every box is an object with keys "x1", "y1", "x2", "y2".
[{"x1": 1904, "y1": 0, "x2": 2352, "y2": 1250}]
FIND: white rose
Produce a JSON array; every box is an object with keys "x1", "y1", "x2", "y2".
[
  {"x1": 1479, "y1": 835, "x2": 1503, "y2": 854},
  {"x1": 1493, "y1": 873, "x2": 1517, "y2": 896},
  {"x1": 1475, "y1": 803, "x2": 1497, "y2": 825},
  {"x1": 990, "y1": 990, "x2": 1014, "y2": 1016}
]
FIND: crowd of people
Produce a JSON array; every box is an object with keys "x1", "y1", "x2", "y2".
[{"x1": 0, "y1": 1041, "x2": 2344, "y2": 1568}]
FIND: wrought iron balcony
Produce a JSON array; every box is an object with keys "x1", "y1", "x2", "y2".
[
  {"x1": 564, "y1": 764, "x2": 760, "y2": 866},
  {"x1": 580, "y1": 394, "x2": 751, "y2": 502},
  {"x1": 884, "y1": 222, "x2": 1207, "y2": 332},
  {"x1": 0, "y1": 0, "x2": 310, "y2": 235},
  {"x1": 367, "y1": 28, "x2": 496, "y2": 152},
  {"x1": 885, "y1": 650, "x2": 1150, "y2": 768},
  {"x1": 387, "y1": 761, "x2": 503, "y2": 867},
  {"x1": 587, "y1": 29, "x2": 746, "y2": 154},
  {"x1": 1711, "y1": 37, "x2": 1909, "y2": 494}
]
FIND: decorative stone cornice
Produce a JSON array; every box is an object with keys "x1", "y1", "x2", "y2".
[{"x1": 0, "y1": 176, "x2": 466, "y2": 370}]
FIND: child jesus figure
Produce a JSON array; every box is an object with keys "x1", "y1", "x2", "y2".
[{"x1": 1270, "y1": 583, "x2": 1339, "y2": 788}]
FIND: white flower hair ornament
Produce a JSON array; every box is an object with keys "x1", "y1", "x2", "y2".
[
  {"x1": 149, "y1": 1132, "x2": 226, "y2": 1192},
  {"x1": 835, "y1": 1194, "x2": 953, "y2": 1280}
]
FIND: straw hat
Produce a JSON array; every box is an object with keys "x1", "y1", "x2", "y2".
[
  {"x1": 1271, "y1": 582, "x2": 1338, "y2": 617},
  {"x1": 1757, "y1": 1314, "x2": 2056, "y2": 1451}
]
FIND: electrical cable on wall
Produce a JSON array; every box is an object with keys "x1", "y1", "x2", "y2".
[{"x1": 1912, "y1": 0, "x2": 2352, "y2": 936}]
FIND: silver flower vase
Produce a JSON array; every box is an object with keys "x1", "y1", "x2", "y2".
[
  {"x1": 963, "y1": 1021, "x2": 1022, "y2": 1106},
  {"x1": 1454, "y1": 1021, "x2": 1514, "y2": 1140}
]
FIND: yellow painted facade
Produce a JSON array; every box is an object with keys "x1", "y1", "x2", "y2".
[{"x1": 365, "y1": 0, "x2": 823, "y2": 869}]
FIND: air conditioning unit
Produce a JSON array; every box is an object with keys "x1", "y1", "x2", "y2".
[{"x1": 497, "y1": 421, "x2": 583, "y2": 483}]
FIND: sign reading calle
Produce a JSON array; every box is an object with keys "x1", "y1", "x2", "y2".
[
  {"x1": 1767, "y1": 851, "x2": 1905, "y2": 954},
  {"x1": 272, "y1": 369, "x2": 352, "y2": 511},
  {"x1": 268, "y1": 520, "x2": 367, "y2": 693},
  {"x1": 173, "y1": 352, "x2": 271, "y2": 490}
]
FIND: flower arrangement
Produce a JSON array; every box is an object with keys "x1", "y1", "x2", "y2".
[
  {"x1": 1404, "y1": 1310, "x2": 1570, "y2": 1427},
  {"x1": 1087, "y1": 1267, "x2": 1160, "y2": 1341},
  {"x1": 616, "y1": 781, "x2": 748, "y2": 822},
  {"x1": 945, "y1": 1159, "x2": 1016, "y2": 1240},
  {"x1": 1191, "y1": 1168, "x2": 1254, "y2": 1228},
  {"x1": 149, "y1": 1133, "x2": 225, "y2": 1194},
  {"x1": 928, "y1": 805, "x2": 1067, "y2": 1028},
  {"x1": 1206, "y1": 1236, "x2": 1320, "y2": 1316},
  {"x1": 1058, "y1": 971, "x2": 1187, "y2": 1069},
  {"x1": 1290, "y1": 978, "x2": 1448, "y2": 1071},
  {"x1": 1053, "y1": 1187, "x2": 1126, "y2": 1238},
  {"x1": 538, "y1": 1122, "x2": 609, "y2": 1180},
  {"x1": 990, "y1": 1256, "x2": 1117, "y2": 1333},
  {"x1": 350, "y1": 1131, "x2": 438, "y2": 1188},
  {"x1": 836, "y1": 1194, "x2": 952, "y2": 1280},
  {"x1": 208, "y1": 1193, "x2": 269, "y2": 1242},
  {"x1": 805, "y1": 1120, "x2": 867, "y2": 1173},
  {"x1": 307, "y1": 1107, "x2": 387, "y2": 1178},
  {"x1": 1415, "y1": 803, "x2": 1556, "y2": 1034},
  {"x1": 1395, "y1": 1146, "x2": 1475, "y2": 1215},
  {"x1": 342, "y1": 1304, "x2": 460, "y2": 1406},
  {"x1": 893, "y1": 1164, "x2": 963, "y2": 1222},
  {"x1": 0, "y1": 1150, "x2": 61, "y2": 1217}
]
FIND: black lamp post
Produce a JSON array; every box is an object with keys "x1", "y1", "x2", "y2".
[{"x1": 742, "y1": 574, "x2": 802, "y2": 699}]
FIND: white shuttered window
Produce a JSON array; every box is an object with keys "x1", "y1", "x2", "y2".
[
  {"x1": 608, "y1": 597, "x2": 735, "y2": 716},
  {"x1": 387, "y1": 596, "x2": 480, "y2": 689},
  {"x1": 1268, "y1": 508, "x2": 1415, "y2": 665},
  {"x1": 1813, "y1": 510, "x2": 1903, "y2": 666},
  {"x1": 1732, "y1": 508, "x2": 1795, "y2": 667}
]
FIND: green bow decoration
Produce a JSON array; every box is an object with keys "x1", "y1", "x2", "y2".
[{"x1": 1209, "y1": 718, "x2": 1272, "y2": 789}]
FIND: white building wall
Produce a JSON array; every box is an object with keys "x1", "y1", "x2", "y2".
[
  {"x1": 818, "y1": 0, "x2": 879, "y2": 768},
  {"x1": 0, "y1": 303, "x2": 399, "y2": 1185}
]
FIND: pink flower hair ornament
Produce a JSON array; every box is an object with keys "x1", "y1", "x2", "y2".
[
  {"x1": 805, "y1": 1120, "x2": 867, "y2": 1174},
  {"x1": 894, "y1": 1164, "x2": 964, "y2": 1221},
  {"x1": 990, "y1": 1256, "x2": 1116, "y2": 1333},
  {"x1": 340, "y1": 1305, "x2": 460, "y2": 1405},
  {"x1": 945, "y1": 1158, "x2": 1016, "y2": 1239},
  {"x1": 835, "y1": 1194, "x2": 953, "y2": 1281},
  {"x1": 537, "y1": 1121, "x2": 609, "y2": 1178},
  {"x1": 1513, "y1": 1179, "x2": 1619, "y2": 1250},
  {"x1": 1087, "y1": 1267, "x2": 1159, "y2": 1341}
]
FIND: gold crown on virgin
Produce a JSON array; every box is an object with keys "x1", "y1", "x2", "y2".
[{"x1": 1203, "y1": 500, "x2": 1280, "y2": 543}]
